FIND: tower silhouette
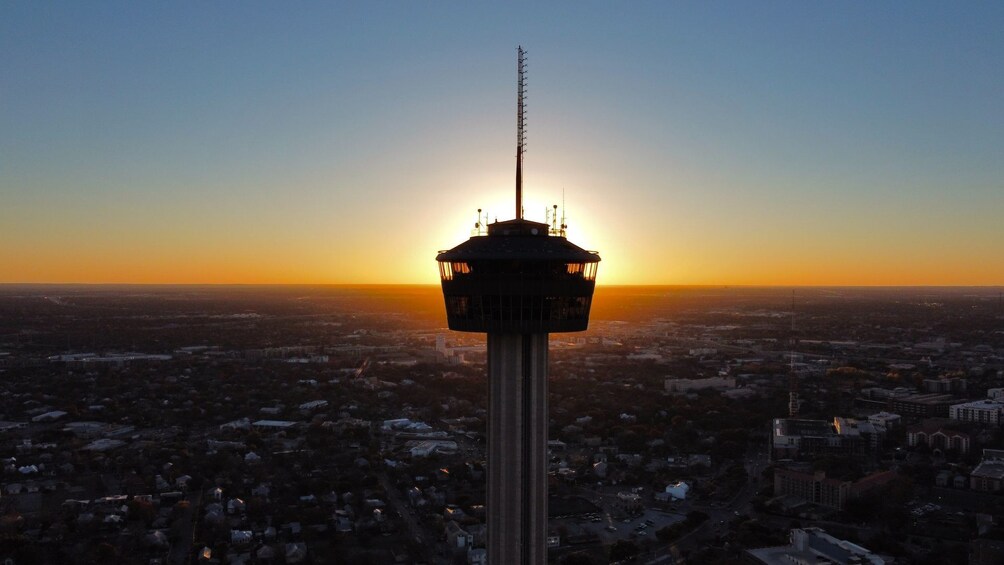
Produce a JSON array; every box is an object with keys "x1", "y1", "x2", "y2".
[{"x1": 436, "y1": 47, "x2": 600, "y2": 564}]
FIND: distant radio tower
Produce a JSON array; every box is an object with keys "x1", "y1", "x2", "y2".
[{"x1": 788, "y1": 290, "x2": 799, "y2": 417}]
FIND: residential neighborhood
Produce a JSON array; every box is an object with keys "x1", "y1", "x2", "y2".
[{"x1": 1, "y1": 285, "x2": 1003, "y2": 564}]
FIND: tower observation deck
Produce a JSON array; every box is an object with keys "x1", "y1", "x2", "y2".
[{"x1": 436, "y1": 47, "x2": 600, "y2": 565}]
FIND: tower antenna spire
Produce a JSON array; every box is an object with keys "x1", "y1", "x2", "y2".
[{"x1": 516, "y1": 46, "x2": 527, "y2": 219}]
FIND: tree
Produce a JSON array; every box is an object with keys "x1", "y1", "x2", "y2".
[
  {"x1": 609, "y1": 539, "x2": 639, "y2": 562},
  {"x1": 560, "y1": 552, "x2": 600, "y2": 565},
  {"x1": 92, "y1": 542, "x2": 119, "y2": 563},
  {"x1": 128, "y1": 498, "x2": 156, "y2": 525}
]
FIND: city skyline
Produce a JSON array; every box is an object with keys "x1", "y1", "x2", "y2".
[{"x1": 3, "y1": 3, "x2": 1004, "y2": 286}]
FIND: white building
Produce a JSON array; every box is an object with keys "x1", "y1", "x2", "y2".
[
  {"x1": 220, "y1": 418, "x2": 251, "y2": 432},
  {"x1": 409, "y1": 440, "x2": 458, "y2": 458},
  {"x1": 950, "y1": 399, "x2": 1004, "y2": 426},
  {"x1": 252, "y1": 420, "x2": 297, "y2": 431},
  {"x1": 867, "y1": 412, "x2": 901, "y2": 432},
  {"x1": 664, "y1": 481, "x2": 689, "y2": 500},
  {"x1": 382, "y1": 418, "x2": 433, "y2": 433},
  {"x1": 31, "y1": 410, "x2": 67, "y2": 423},
  {"x1": 298, "y1": 400, "x2": 329, "y2": 412}
]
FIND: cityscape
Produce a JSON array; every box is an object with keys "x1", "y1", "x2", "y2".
[
  {"x1": 4, "y1": 3, "x2": 1004, "y2": 565},
  {"x1": 1, "y1": 285, "x2": 1003, "y2": 564}
]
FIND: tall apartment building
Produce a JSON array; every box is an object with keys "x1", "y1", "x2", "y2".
[
  {"x1": 774, "y1": 468, "x2": 898, "y2": 511},
  {"x1": 949, "y1": 399, "x2": 1004, "y2": 426},
  {"x1": 772, "y1": 417, "x2": 881, "y2": 461}
]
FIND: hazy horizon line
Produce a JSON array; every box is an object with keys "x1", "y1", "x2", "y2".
[{"x1": 1, "y1": 282, "x2": 1002, "y2": 289}]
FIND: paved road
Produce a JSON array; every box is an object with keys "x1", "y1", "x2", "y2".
[
  {"x1": 377, "y1": 471, "x2": 438, "y2": 564},
  {"x1": 169, "y1": 491, "x2": 202, "y2": 565}
]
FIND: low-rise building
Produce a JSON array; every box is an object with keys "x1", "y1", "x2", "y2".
[
  {"x1": 409, "y1": 440, "x2": 458, "y2": 458},
  {"x1": 252, "y1": 420, "x2": 296, "y2": 431},
  {"x1": 298, "y1": 400, "x2": 328, "y2": 412},
  {"x1": 924, "y1": 377, "x2": 967, "y2": 395},
  {"x1": 907, "y1": 418, "x2": 971, "y2": 454},
  {"x1": 867, "y1": 412, "x2": 901, "y2": 432},
  {"x1": 971, "y1": 449, "x2": 1004, "y2": 492},
  {"x1": 773, "y1": 467, "x2": 896, "y2": 511},
  {"x1": 446, "y1": 520, "x2": 473, "y2": 549},
  {"x1": 748, "y1": 527, "x2": 884, "y2": 565},
  {"x1": 833, "y1": 417, "x2": 881, "y2": 451},
  {"x1": 950, "y1": 399, "x2": 1004, "y2": 426},
  {"x1": 888, "y1": 393, "x2": 955, "y2": 417},
  {"x1": 772, "y1": 418, "x2": 879, "y2": 461},
  {"x1": 31, "y1": 410, "x2": 68, "y2": 423},
  {"x1": 774, "y1": 469, "x2": 851, "y2": 510},
  {"x1": 662, "y1": 481, "x2": 689, "y2": 501}
]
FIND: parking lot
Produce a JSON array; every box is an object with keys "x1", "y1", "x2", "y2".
[{"x1": 552, "y1": 507, "x2": 687, "y2": 545}]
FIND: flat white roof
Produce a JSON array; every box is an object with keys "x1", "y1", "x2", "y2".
[{"x1": 252, "y1": 420, "x2": 296, "y2": 428}]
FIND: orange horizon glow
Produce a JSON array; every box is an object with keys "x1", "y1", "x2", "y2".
[
  {"x1": 3, "y1": 188, "x2": 1004, "y2": 287},
  {"x1": 7, "y1": 171, "x2": 1002, "y2": 288},
  {"x1": 3, "y1": 230, "x2": 1003, "y2": 287}
]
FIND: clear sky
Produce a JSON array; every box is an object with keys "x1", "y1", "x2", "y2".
[{"x1": 2, "y1": 2, "x2": 1003, "y2": 285}]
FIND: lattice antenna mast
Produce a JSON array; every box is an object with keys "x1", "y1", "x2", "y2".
[
  {"x1": 790, "y1": 291, "x2": 796, "y2": 373},
  {"x1": 516, "y1": 46, "x2": 527, "y2": 220},
  {"x1": 788, "y1": 290, "x2": 799, "y2": 417}
]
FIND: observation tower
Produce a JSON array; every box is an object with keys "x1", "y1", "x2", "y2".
[{"x1": 436, "y1": 47, "x2": 600, "y2": 565}]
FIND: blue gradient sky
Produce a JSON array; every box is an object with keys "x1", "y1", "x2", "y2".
[{"x1": 2, "y1": 2, "x2": 1003, "y2": 284}]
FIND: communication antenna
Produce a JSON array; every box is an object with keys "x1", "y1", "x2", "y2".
[
  {"x1": 560, "y1": 189, "x2": 567, "y2": 237},
  {"x1": 473, "y1": 208, "x2": 486, "y2": 236},
  {"x1": 516, "y1": 46, "x2": 527, "y2": 220}
]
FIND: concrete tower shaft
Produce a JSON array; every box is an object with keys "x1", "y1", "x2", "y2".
[{"x1": 487, "y1": 333, "x2": 548, "y2": 564}]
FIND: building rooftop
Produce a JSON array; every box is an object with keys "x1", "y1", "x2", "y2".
[
  {"x1": 437, "y1": 220, "x2": 599, "y2": 263},
  {"x1": 833, "y1": 418, "x2": 877, "y2": 437},
  {"x1": 748, "y1": 528, "x2": 884, "y2": 565},
  {"x1": 951, "y1": 399, "x2": 1004, "y2": 410},
  {"x1": 972, "y1": 450, "x2": 1004, "y2": 480},
  {"x1": 907, "y1": 418, "x2": 969, "y2": 436},
  {"x1": 774, "y1": 418, "x2": 835, "y2": 439},
  {"x1": 892, "y1": 393, "x2": 955, "y2": 405}
]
